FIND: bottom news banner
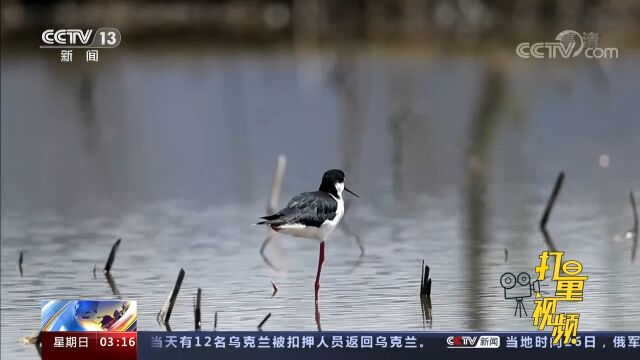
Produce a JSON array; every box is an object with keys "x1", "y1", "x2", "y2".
[
  {"x1": 36, "y1": 299, "x2": 639, "y2": 359},
  {"x1": 40, "y1": 331, "x2": 639, "y2": 359}
]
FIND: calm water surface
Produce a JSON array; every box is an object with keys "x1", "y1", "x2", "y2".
[{"x1": 2, "y1": 50, "x2": 639, "y2": 359}]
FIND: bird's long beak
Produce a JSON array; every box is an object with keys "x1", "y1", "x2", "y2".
[{"x1": 345, "y1": 187, "x2": 359, "y2": 198}]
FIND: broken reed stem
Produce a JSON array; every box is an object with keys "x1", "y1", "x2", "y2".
[
  {"x1": 194, "y1": 288, "x2": 202, "y2": 331},
  {"x1": 18, "y1": 251, "x2": 23, "y2": 276},
  {"x1": 158, "y1": 268, "x2": 185, "y2": 325},
  {"x1": 257, "y1": 313, "x2": 271, "y2": 331},
  {"x1": 420, "y1": 260, "x2": 431, "y2": 298},
  {"x1": 631, "y1": 191, "x2": 638, "y2": 262},
  {"x1": 539, "y1": 172, "x2": 563, "y2": 252},
  {"x1": 104, "y1": 238, "x2": 122, "y2": 273},
  {"x1": 271, "y1": 281, "x2": 278, "y2": 297},
  {"x1": 540, "y1": 172, "x2": 564, "y2": 228},
  {"x1": 504, "y1": 248, "x2": 508, "y2": 262},
  {"x1": 420, "y1": 259, "x2": 424, "y2": 294},
  {"x1": 268, "y1": 155, "x2": 287, "y2": 214},
  {"x1": 214, "y1": 312, "x2": 218, "y2": 331}
]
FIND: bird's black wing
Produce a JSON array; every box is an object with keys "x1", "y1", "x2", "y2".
[{"x1": 257, "y1": 192, "x2": 338, "y2": 228}]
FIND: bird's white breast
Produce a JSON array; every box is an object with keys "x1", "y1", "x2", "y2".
[{"x1": 318, "y1": 194, "x2": 344, "y2": 241}]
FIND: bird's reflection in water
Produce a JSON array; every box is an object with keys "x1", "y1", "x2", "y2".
[
  {"x1": 315, "y1": 302, "x2": 322, "y2": 331},
  {"x1": 344, "y1": 253, "x2": 365, "y2": 274},
  {"x1": 260, "y1": 231, "x2": 284, "y2": 271},
  {"x1": 340, "y1": 220, "x2": 366, "y2": 274},
  {"x1": 340, "y1": 219, "x2": 364, "y2": 256},
  {"x1": 420, "y1": 296, "x2": 432, "y2": 329}
]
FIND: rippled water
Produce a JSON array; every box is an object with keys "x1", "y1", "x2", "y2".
[{"x1": 2, "y1": 50, "x2": 639, "y2": 359}]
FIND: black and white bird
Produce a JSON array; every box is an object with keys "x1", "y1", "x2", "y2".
[{"x1": 256, "y1": 169, "x2": 358, "y2": 302}]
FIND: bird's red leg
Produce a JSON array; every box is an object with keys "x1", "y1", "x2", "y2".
[
  {"x1": 314, "y1": 241, "x2": 325, "y2": 303},
  {"x1": 315, "y1": 301, "x2": 322, "y2": 331}
]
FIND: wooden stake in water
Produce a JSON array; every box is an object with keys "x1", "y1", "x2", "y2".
[
  {"x1": 18, "y1": 251, "x2": 23, "y2": 276},
  {"x1": 258, "y1": 313, "x2": 271, "y2": 331},
  {"x1": 194, "y1": 288, "x2": 202, "y2": 331},
  {"x1": 214, "y1": 312, "x2": 218, "y2": 331},
  {"x1": 158, "y1": 268, "x2": 185, "y2": 326},
  {"x1": 420, "y1": 260, "x2": 432, "y2": 298},
  {"x1": 104, "y1": 238, "x2": 121, "y2": 274},
  {"x1": 540, "y1": 172, "x2": 563, "y2": 252}
]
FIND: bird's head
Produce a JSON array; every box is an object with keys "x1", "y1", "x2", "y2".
[{"x1": 319, "y1": 169, "x2": 359, "y2": 199}]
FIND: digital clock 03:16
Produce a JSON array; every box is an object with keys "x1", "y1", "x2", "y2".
[
  {"x1": 99, "y1": 335, "x2": 136, "y2": 347},
  {"x1": 96, "y1": 333, "x2": 137, "y2": 360}
]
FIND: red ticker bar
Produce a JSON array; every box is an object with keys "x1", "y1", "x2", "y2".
[{"x1": 42, "y1": 331, "x2": 137, "y2": 360}]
